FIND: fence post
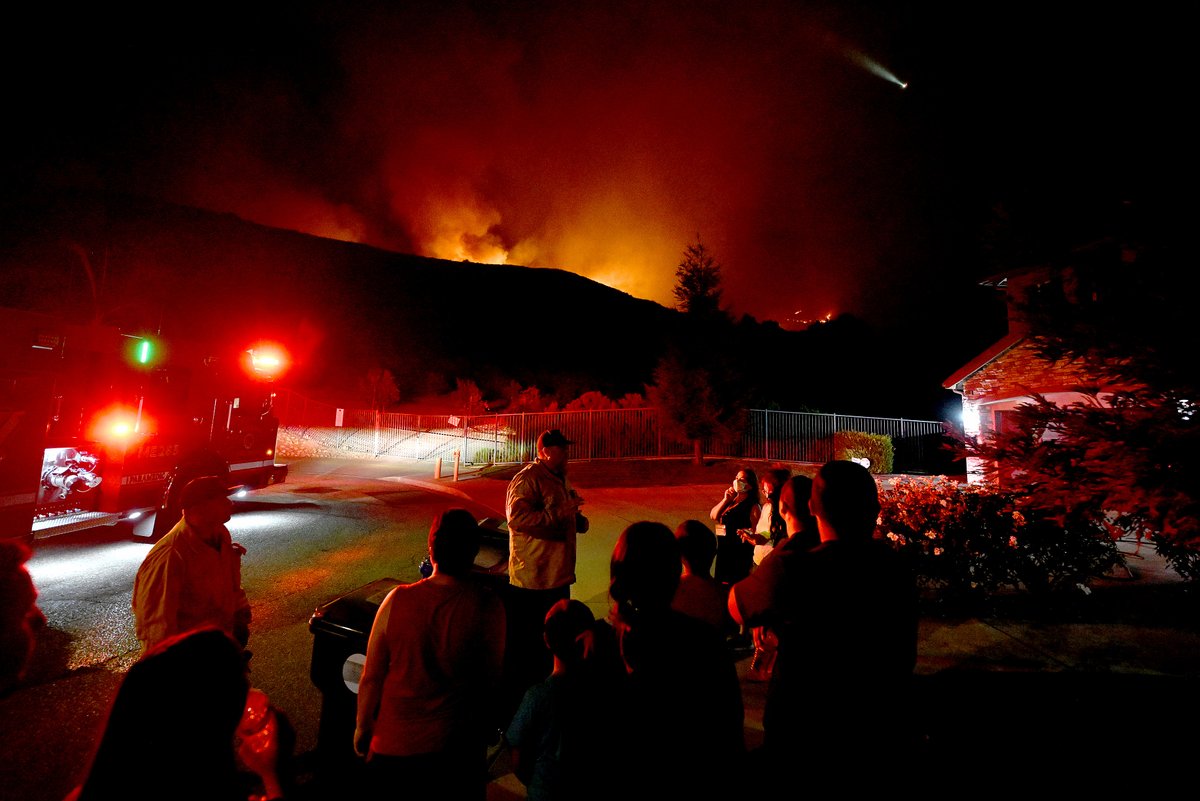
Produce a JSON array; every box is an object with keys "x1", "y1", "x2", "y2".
[
  {"x1": 462, "y1": 417, "x2": 469, "y2": 464},
  {"x1": 434, "y1": 457, "x2": 442, "y2": 479},
  {"x1": 764, "y1": 409, "x2": 770, "y2": 461},
  {"x1": 656, "y1": 409, "x2": 662, "y2": 457},
  {"x1": 453, "y1": 450, "x2": 460, "y2": 481},
  {"x1": 588, "y1": 409, "x2": 594, "y2": 461}
]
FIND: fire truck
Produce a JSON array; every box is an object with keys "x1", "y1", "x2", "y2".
[{"x1": 0, "y1": 306, "x2": 288, "y2": 544}]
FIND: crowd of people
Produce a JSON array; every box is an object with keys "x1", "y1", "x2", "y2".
[{"x1": 4, "y1": 428, "x2": 919, "y2": 800}]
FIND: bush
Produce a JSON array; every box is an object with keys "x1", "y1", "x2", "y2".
[
  {"x1": 878, "y1": 476, "x2": 1121, "y2": 605},
  {"x1": 834, "y1": 430, "x2": 894, "y2": 474},
  {"x1": 471, "y1": 440, "x2": 528, "y2": 465},
  {"x1": 1151, "y1": 534, "x2": 1200, "y2": 582}
]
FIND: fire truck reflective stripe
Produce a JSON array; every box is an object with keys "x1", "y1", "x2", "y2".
[
  {"x1": 229, "y1": 459, "x2": 274, "y2": 472},
  {"x1": 1, "y1": 492, "x2": 37, "y2": 507}
]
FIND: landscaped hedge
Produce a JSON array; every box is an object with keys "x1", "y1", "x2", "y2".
[
  {"x1": 877, "y1": 476, "x2": 1122, "y2": 605},
  {"x1": 471, "y1": 441, "x2": 529, "y2": 465},
  {"x1": 834, "y1": 430, "x2": 894, "y2": 474}
]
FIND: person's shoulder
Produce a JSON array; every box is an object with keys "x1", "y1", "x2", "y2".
[
  {"x1": 775, "y1": 533, "x2": 820, "y2": 558},
  {"x1": 820, "y1": 538, "x2": 896, "y2": 563},
  {"x1": 585, "y1": 617, "x2": 621, "y2": 655},
  {"x1": 383, "y1": 576, "x2": 438, "y2": 601},
  {"x1": 680, "y1": 572, "x2": 727, "y2": 599},
  {"x1": 472, "y1": 579, "x2": 507, "y2": 605},
  {"x1": 508, "y1": 460, "x2": 543, "y2": 486},
  {"x1": 861, "y1": 539, "x2": 917, "y2": 579},
  {"x1": 662, "y1": 611, "x2": 733, "y2": 675},
  {"x1": 452, "y1": 576, "x2": 507, "y2": 610},
  {"x1": 138, "y1": 527, "x2": 187, "y2": 567},
  {"x1": 664, "y1": 608, "x2": 724, "y2": 644}
]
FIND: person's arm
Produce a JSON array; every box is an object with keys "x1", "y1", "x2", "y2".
[
  {"x1": 571, "y1": 486, "x2": 590, "y2": 534},
  {"x1": 728, "y1": 556, "x2": 782, "y2": 629},
  {"x1": 727, "y1": 583, "x2": 745, "y2": 627},
  {"x1": 506, "y1": 475, "x2": 575, "y2": 540},
  {"x1": 710, "y1": 487, "x2": 737, "y2": 521},
  {"x1": 354, "y1": 589, "x2": 395, "y2": 757},
  {"x1": 482, "y1": 594, "x2": 507, "y2": 692},
  {"x1": 504, "y1": 685, "x2": 543, "y2": 787},
  {"x1": 734, "y1": 527, "x2": 763, "y2": 546},
  {"x1": 133, "y1": 551, "x2": 182, "y2": 648},
  {"x1": 509, "y1": 744, "x2": 528, "y2": 786},
  {"x1": 229, "y1": 538, "x2": 252, "y2": 647}
]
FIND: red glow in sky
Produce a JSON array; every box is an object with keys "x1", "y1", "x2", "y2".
[{"x1": 5, "y1": 2, "x2": 1177, "y2": 329}]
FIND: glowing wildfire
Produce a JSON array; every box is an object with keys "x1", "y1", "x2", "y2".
[{"x1": 416, "y1": 194, "x2": 686, "y2": 306}]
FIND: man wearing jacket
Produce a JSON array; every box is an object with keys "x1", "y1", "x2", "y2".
[
  {"x1": 502, "y1": 429, "x2": 588, "y2": 717},
  {"x1": 132, "y1": 475, "x2": 251, "y2": 655}
]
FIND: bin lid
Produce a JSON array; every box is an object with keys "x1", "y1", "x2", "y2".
[
  {"x1": 473, "y1": 517, "x2": 509, "y2": 575},
  {"x1": 308, "y1": 576, "x2": 403, "y2": 637},
  {"x1": 478, "y1": 517, "x2": 508, "y2": 538}
]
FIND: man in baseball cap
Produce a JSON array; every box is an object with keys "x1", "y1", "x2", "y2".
[
  {"x1": 179, "y1": 474, "x2": 230, "y2": 510},
  {"x1": 132, "y1": 476, "x2": 251, "y2": 654},
  {"x1": 502, "y1": 429, "x2": 589, "y2": 718},
  {"x1": 536, "y1": 428, "x2": 574, "y2": 450}
]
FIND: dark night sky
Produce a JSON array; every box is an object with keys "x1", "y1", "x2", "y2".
[{"x1": 3, "y1": 1, "x2": 1181, "y2": 331}]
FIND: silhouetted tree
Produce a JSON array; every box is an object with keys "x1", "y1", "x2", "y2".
[
  {"x1": 673, "y1": 237, "x2": 724, "y2": 317},
  {"x1": 649, "y1": 344, "x2": 746, "y2": 464},
  {"x1": 453, "y1": 378, "x2": 483, "y2": 416},
  {"x1": 362, "y1": 367, "x2": 400, "y2": 411},
  {"x1": 563, "y1": 391, "x2": 618, "y2": 412}
]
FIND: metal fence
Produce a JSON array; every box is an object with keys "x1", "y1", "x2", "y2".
[{"x1": 276, "y1": 391, "x2": 953, "y2": 473}]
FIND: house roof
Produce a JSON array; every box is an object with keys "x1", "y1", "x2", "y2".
[{"x1": 942, "y1": 331, "x2": 1024, "y2": 392}]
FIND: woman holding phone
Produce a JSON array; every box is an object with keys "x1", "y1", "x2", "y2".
[{"x1": 708, "y1": 468, "x2": 760, "y2": 586}]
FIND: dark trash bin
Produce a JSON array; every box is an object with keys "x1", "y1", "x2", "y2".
[{"x1": 308, "y1": 576, "x2": 403, "y2": 770}]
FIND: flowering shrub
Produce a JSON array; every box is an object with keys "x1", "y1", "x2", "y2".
[
  {"x1": 834, "y1": 430, "x2": 894, "y2": 474},
  {"x1": 878, "y1": 476, "x2": 1121, "y2": 603}
]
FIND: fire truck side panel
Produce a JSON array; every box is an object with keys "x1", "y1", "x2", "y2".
[
  {"x1": 1, "y1": 375, "x2": 53, "y2": 544},
  {"x1": 2, "y1": 306, "x2": 285, "y2": 540}
]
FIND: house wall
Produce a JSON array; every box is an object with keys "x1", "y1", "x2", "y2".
[
  {"x1": 958, "y1": 340, "x2": 1097, "y2": 484},
  {"x1": 960, "y1": 340, "x2": 1094, "y2": 406}
]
